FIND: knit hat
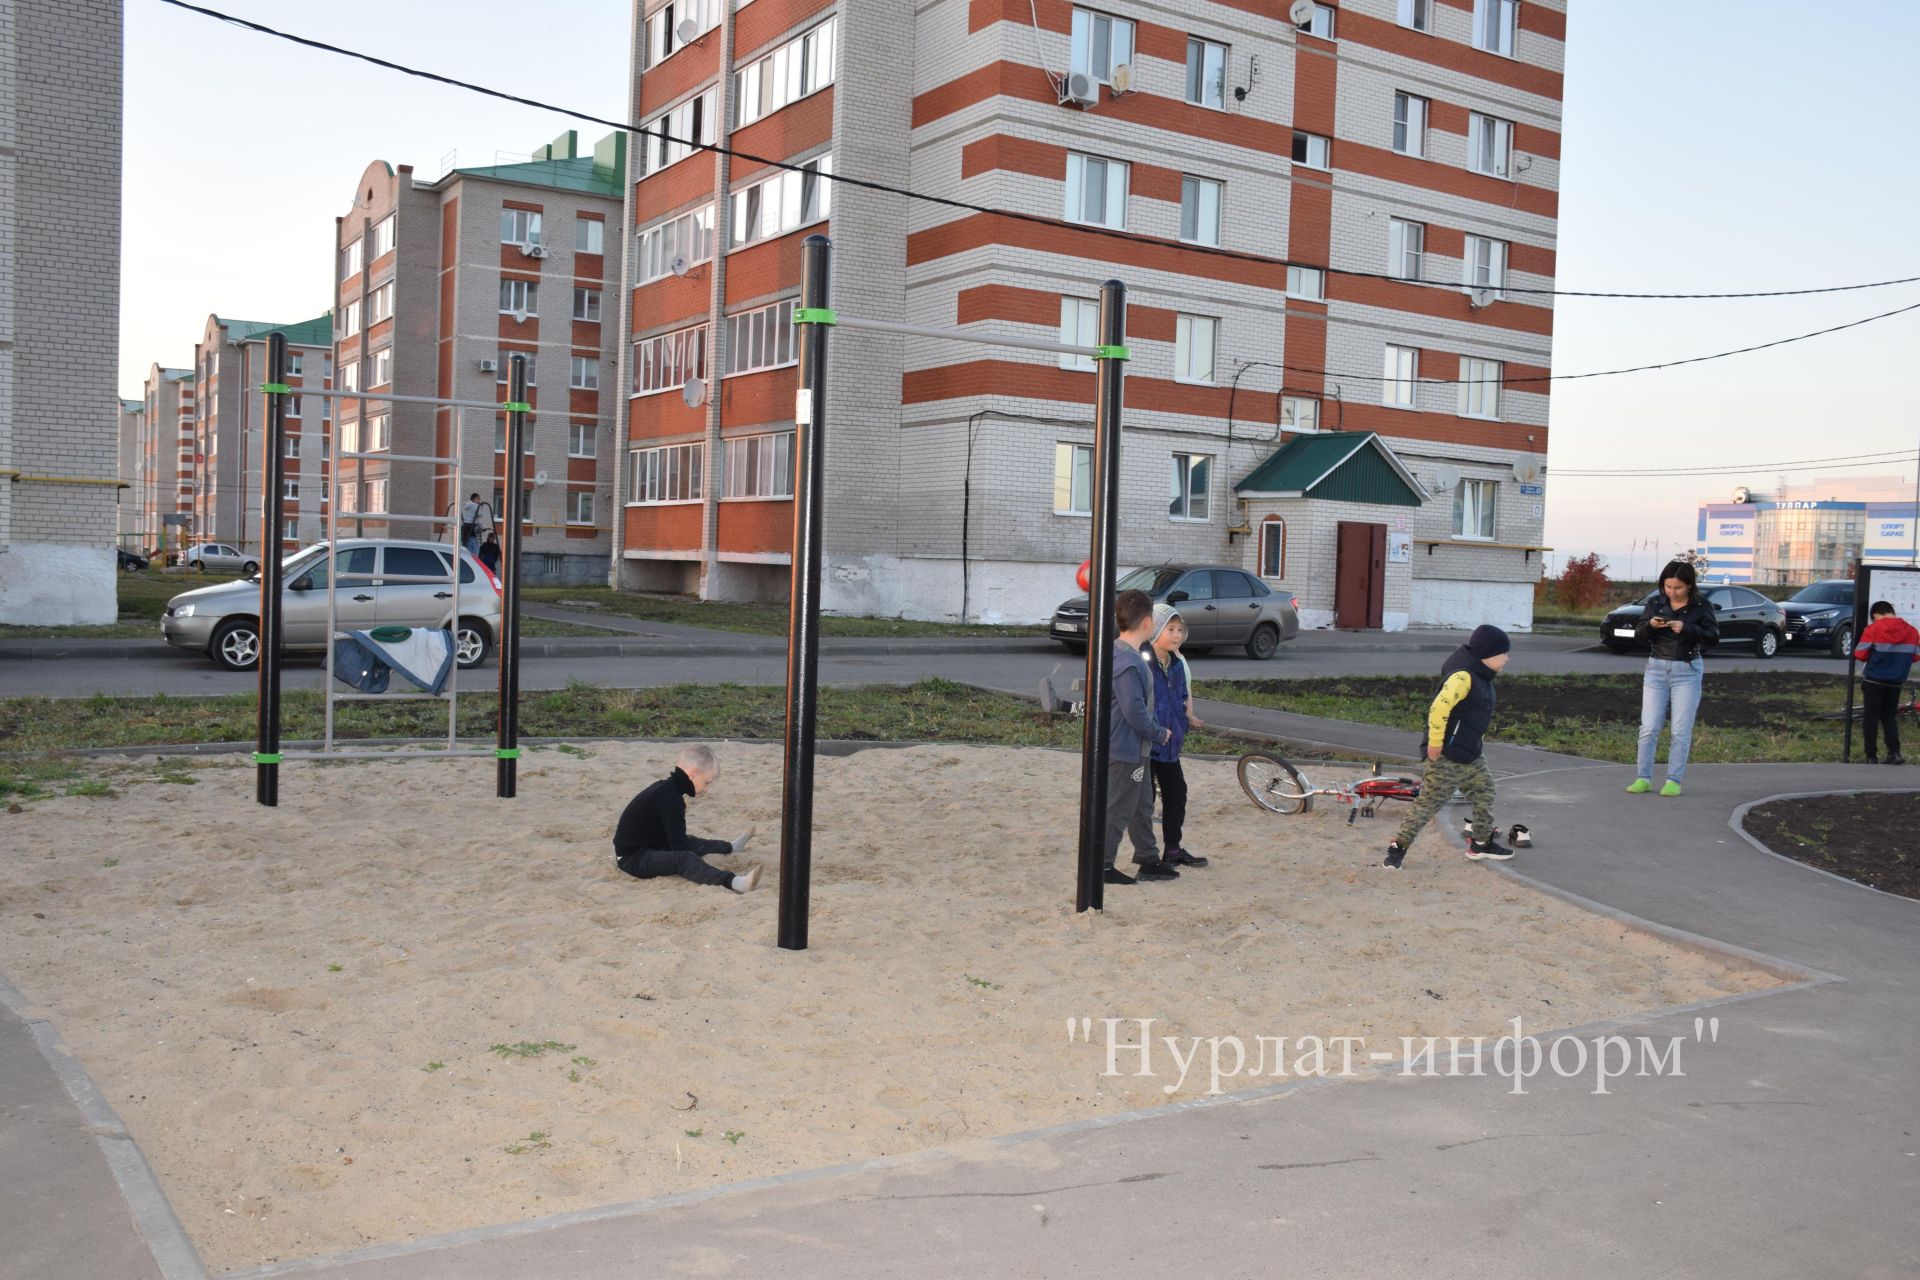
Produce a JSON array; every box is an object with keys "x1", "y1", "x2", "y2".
[
  {"x1": 1464, "y1": 624, "x2": 1511, "y2": 660},
  {"x1": 1149, "y1": 601, "x2": 1183, "y2": 644}
]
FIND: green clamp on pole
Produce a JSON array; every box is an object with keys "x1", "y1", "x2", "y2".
[
  {"x1": 495, "y1": 748, "x2": 522, "y2": 760},
  {"x1": 1094, "y1": 345, "x2": 1131, "y2": 362},
  {"x1": 259, "y1": 383, "x2": 293, "y2": 395},
  {"x1": 793, "y1": 307, "x2": 838, "y2": 326},
  {"x1": 252, "y1": 752, "x2": 284, "y2": 764},
  {"x1": 502, "y1": 402, "x2": 533, "y2": 414}
]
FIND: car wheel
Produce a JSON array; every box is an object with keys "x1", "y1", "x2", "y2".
[
  {"x1": 210, "y1": 618, "x2": 261, "y2": 671},
  {"x1": 242, "y1": 560, "x2": 259, "y2": 577},
  {"x1": 1754, "y1": 628, "x2": 1780, "y2": 659},
  {"x1": 454, "y1": 618, "x2": 493, "y2": 669},
  {"x1": 1244, "y1": 623, "x2": 1280, "y2": 661},
  {"x1": 1830, "y1": 623, "x2": 1853, "y2": 659}
]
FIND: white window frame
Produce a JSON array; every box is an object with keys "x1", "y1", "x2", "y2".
[
  {"x1": 1464, "y1": 234, "x2": 1509, "y2": 297},
  {"x1": 339, "y1": 419, "x2": 359, "y2": 454},
  {"x1": 1459, "y1": 357, "x2": 1503, "y2": 420},
  {"x1": 341, "y1": 360, "x2": 360, "y2": 393},
  {"x1": 569, "y1": 355, "x2": 600, "y2": 390},
  {"x1": 341, "y1": 238, "x2": 362, "y2": 279},
  {"x1": 283, "y1": 518, "x2": 299, "y2": 542},
  {"x1": 568, "y1": 422, "x2": 596, "y2": 458},
  {"x1": 730, "y1": 154, "x2": 833, "y2": 247},
  {"x1": 1292, "y1": 131, "x2": 1331, "y2": 170},
  {"x1": 1259, "y1": 518, "x2": 1286, "y2": 579},
  {"x1": 367, "y1": 414, "x2": 391, "y2": 452},
  {"x1": 1280, "y1": 396, "x2": 1319, "y2": 434},
  {"x1": 367, "y1": 280, "x2": 395, "y2": 325},
  {"x1": 366, "y1": 478, "x2": 388, "y2": 514},
  {"x1": 639, "y1": 89, "x2": 717, "y2": 178},
  {"x1": 1474, "y1": 0, "x2": 1518, "y2": 57},
  {"x1": 574, "y1": 287, "x2": 602, "y2": 322},
  {"x1": 1468, "y1": 112, "x2": 1514, "y2": 178},
  {"x1": 1179, "y1": 175, "x2": 1223, "y2": 247},
  {"x1": 568, "y1": 489, "x2": 595, "y2": 525},
  {"x1": 500, "y1": 278, "x2": 538, "y2": 317},
  {"x1": 632, "y1": 325, "x2": 708, "y2": 397},
  {"x1": 643, "y1": 0, "x2": 721, "y2": 69},
  {"x1": 282, "y1": 478, "x2": 300, "y2": 500},
  {"x1": 1383, "y1": 344, "x2": 1419, "y2": 408},
  {"x1": 286, "y1": 353, "x2": 304, "y2": 377},
  {"x1": 500, "y1": 208, "x2": 543, "y2": 247},
  {"x1": 1053, "y1": 442, "x2": 1093, "y2": 516},
  {"x1": 734, "y1": 17, "x2": 838, "y2": 128},
  {"x1": 1169, "y1": 452, "x2": 1212, "y2": 523},
  {"x1": 1070, "y1": 8, "x2": 1135, "y2": 85},
  {"x1": 628, "y1": 441, "x2": 705, "y2": 505},
  {"x1": 369, "y1": 348, "x2": 392, "y2": 388},
  {"x1": 340, "y1": 301, "x2": 361, "y2": 338},
  {"x1": 1064, "y1": 152, "x2": 1128, "y2": 229},
  {"x1": 1393, "y1": 91, "x2": 1428, "y2": 158},
  {"x1": 371, "y1": 214, "x2": 396, "y2": 258},
  {"x1": 1286, "y1": 266, "x2": 1325, "y2": 302},
  {"x1": 1184, "y1": 38, "x2": 1226, "y2": 110},
  {"x1": 1397, "y1": 0, "x2": 1432, "y2": 32},
  {"x1": 636, "y1": 204, "x2": 716, "y2": 284},
  {"x1": 495, "y1": 351, "x2": 537, "y2": 385},
  {"x1": 1174, "y1": 315, "x2": 1217, "y2": 385},
  {"x1": 723, "y1": 298, "x2": 799, "y2": 376},
  {"x1": 284, "y1": 434, "x2": 301, "y2": 459},
  {"x1": 1453, "y1": 477, "x2": 1497, "y2": 540},
  {"x1": 721, "y1": 432, "x2": 795, "y2": 500},
  {"x1": 1297, "y1": 3, "x2": 1335, "y2": 38},
  {"x1": 285, "y1": 394, "x2": 303, "y2": 418},
  {"x1": 576, "y1": 216, "x2": 604, "y2": 255},
  {"x1": 1389, "y1": 218, "x2": 1426, "y2": 281},
  {"x1": 1058, "y1": 298, "x2": 1098, "y2": 373}
]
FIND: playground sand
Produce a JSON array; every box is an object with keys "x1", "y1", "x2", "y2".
[{"x1": 0, "y1": 742, "x2": 1780, "y2": 1271}]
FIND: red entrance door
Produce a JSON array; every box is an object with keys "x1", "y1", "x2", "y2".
[{"x1": 1334, "y1": 521, "x2": 1387, "y2": 629}]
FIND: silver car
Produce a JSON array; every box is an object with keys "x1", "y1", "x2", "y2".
[
  {"x1": 162, "y1": 538, "x2": 502, "y2": 672},
  {"x1": 1050, "y1": 563, "x2": 1301, "y2": 660},
  {"x1": 184, "y1": 543, "x2": 261, "y2": 575}
]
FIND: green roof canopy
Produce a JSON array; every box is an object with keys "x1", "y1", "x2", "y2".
[
  {"x1": 1234, "y1": 432, "x2": 1427, "y2": 507},
  {"x1": 218, "y1": 313, "x2": 334, "y2": 348}
]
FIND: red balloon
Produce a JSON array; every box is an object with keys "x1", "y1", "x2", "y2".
[{"x1": 1076, "y1": 559, "x2": 1092, "y2": 593}]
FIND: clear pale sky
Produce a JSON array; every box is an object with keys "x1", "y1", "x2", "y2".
[{"x1": 120, "y1": 0, "x2": 1920, "y2": 576}]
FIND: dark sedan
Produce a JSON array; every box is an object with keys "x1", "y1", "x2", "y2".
[
  {"x1": 1601, "y1": 585, "x2": 1785, "y2": 658},
  {"x1": 116, "y1": 547, "x2": 149, "y2": 572},
  {"x1": 1779, "y1": 579, "x2": 1856, "y2": 657},
  {"x1": 1051, "y1": 563, "x2": 1300, "y2": 660}
]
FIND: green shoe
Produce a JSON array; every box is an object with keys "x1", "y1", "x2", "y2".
[
  {"x1": 1626, "y1": 778, "x2": 1653, "y2": 794},
  {"x1": 1660, "y1": 780, "x2": 1682, "y2": 797}
]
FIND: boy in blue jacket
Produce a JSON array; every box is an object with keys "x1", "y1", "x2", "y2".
[
  {"x1": 1148, "y1": 602, "x2": 1208, "y2": 869},
  {"x1": 1105, "y1": 589, "x2": 1177, "y2": 885}
]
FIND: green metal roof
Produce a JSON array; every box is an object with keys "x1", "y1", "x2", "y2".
[
  {"x1": 218, "y1": 313, "x2": 334, "y2": 348},
  {"x1": 1234, "y1": 432, "x2": 1427, "y2": 507},
  {"x1": 450, "y1": 132, "x2": 626, "y2": 197},
  {"x1": 122, "y1": 399, "x2": 145, "y2": 413}
]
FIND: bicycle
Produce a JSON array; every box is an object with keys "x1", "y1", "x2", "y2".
[{"x1": 1235, "y1": 750, "x2": 1533, "y2": 844}]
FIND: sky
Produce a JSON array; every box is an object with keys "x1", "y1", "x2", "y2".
[{"x1": 119, "y1": 0, "x2": 1920, "y2": 577}]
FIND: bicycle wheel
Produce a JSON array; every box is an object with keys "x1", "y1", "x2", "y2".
[{"x1": 1238, "y1": 751, "x2": 1311, "y2": 815}]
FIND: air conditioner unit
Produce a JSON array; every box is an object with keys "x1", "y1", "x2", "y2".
[
  {"x1": 478, "y1": 358, "x2": 498, "y2": 373},
  {"x1": 1060, "y1": 71, "x2": 1099, "y2": 108},
  {"x1": 522, "y1": 244, "x2": 549, "y2": 259}
]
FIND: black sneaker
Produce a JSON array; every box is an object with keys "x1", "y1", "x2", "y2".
[
  {"x1": 1863, "y1": 756, "x2": 1881, "y2": 765},
  {"x1": 1166, "y1": 848, "x2": 1210, "y2": 868},
  {"x1": 1891, "y1": 754, "x2": 1907, "y2": 766},
  {"x1": 1466, "y1": 836, "x2": 1514, "y2": 861},
  {"x1": 1384, "y1": 841, "x2": 1406, "y2": 870},
  {"x1": 1103, "y1": 867, "x2": 1137, "y2": 886},
  {"x1": 1136, "y1": 860, "x2": 1180, "y2": 881}
]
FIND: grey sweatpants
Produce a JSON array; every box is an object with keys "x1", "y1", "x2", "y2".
[{"x1": 1103, "y1": 756, "x2": 1161, "y2": 868}]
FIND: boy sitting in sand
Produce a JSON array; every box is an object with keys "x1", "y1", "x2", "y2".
[{"x1": 613, "y1": 745, "x2": 761, "y2": 892}]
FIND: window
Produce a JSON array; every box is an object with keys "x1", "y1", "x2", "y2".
[
  {"x1": 570, "y1": 355, "x2": 600, "y2": 389},
  {"x1": 632, "y1": 325, "x2": 707, "y2": 395},
  {"x1": 495, "y1": 351, "x2": 537, "y2": 385},
  {"x1": 722, "y1": 432, "x2": 795, "y2": 499},
  {"x1": 500, "y1": 208, "x2": 542, "y2": 247},
  {"x1": 341, "y1": 360, "x2": 360, "y2": 392},
  {"x1": 1393, "y1": 91, "x2": 1428, "y2": 157},
  {"x1": 576, "y1": 216, "x2": 604, "y2": 255},
  {"x1": 493, "y1": 486, "x2": 535, "y2": 525},
  {"x1": 723, "y1": 299, "x2": 798, "y2": 375},
  {"x1": 643, "y1": 0, "x2": 721, "y2": 68},
  {"x1": 282, "y1": 479, "x2": 300, "y2": 500},
  {"x1": 287, "y1": 353, "x2": 304, "y2": 377},
  {"x1": 1383, "y1": 344, "x2": 1418, "y2": 407},
  {"x1": 1259, "y1": 518, "x2": 1286, "y2": 578},
  {"x1": 1286, "y1": 266, "x2": 1325, "y2": 301},
  {"x1": 1398, "y1": 0, "x2": 1432, "y2": 32},
  {"x1": 1180, "y1": 176, "x2": 1222, "y2": 247},
  {"x1": 370, "y1": 348, "x2": 392, "y2": 388},
  {"x1": 1292, "y1": 131, "x2": 1330, "y2": 170},
  {"x1": 1174, "y1": 315, "x2": 1216, "y2": 384},
  {"x1": 568, "y1": 490, "x2": 595, "y2": 525},
  {"x1": 1453, "y1": 478, "x2": 1496, "y2": 540},
  {"x1": 1280, "y1": 396, "x2": 1318, "y2": 433},
  {"x1": 574, "y1": 287, "x2": 602, "y2": 322},
  {"x1": 339, "y1": 482, "x2": 358, "y2": 513},
  {"x1": 734, "y1": 17, "x2": 838, "y2": 128},
  {"x1": 367, "y1": 414, "x2": 391, "y2": 451},
  {"x1": 285, "y1": 395, "x2": 303, "y2": 418},
  {"x1": 1389, "y1": 218, "x2": 1425, "y2": 280},
  {"x1": 371, "y1": 214, "x2": 395, "y2": 259},
  {"x1": 1053, "y1": 442, "x2": 1093, "y2": 515},
  {"x1": 731, "y1": 154, "x2": 833, "y2": 246},
  {"x1": 283, "y1": 518, "x2": 299, "y2": 541},
  {"x1": 1064, "y1": 152, "x2": 1128, "y2": 228},
  {"x1": 368, "y1": 281, "x2": 395, "y2": 324},
  {"x1": 569, "y1": 423, "x2": 595, "y2": 458},
  {"x1": 500, "y1": 279, "x2": 538, "y2": 316},
  {"x1": 1058, "y1": 298, "x2": 1098, "y2": 372},
  {"x1": 1169, "y1": 453, "x2": 1211, "y2": 522},
  {"x1": 366, "y1": 478, "x2": 388, "y2": 514},
  {"x1": 1185, "y1": 38, "x2": 1226, "y2": 109},
  {"x1": 636, "y1": 205, "x2": 716, "y2": 283},
  {"x1": 341, "y1": 238, "x2": 362, "y2": 279},
  {"x1": 340, "y1": 301, "x2": 361, "y2": 338},
  {"x1": 1297, "y1": 3, "x2": 1335, "y2": 38},
  {"x1": 1464, "y1": 234, "x2": 1509, "y2": 296},
  {"x1": 1459, "y1": 357, "x2": 1503, "y2": 419},
  {"x1": 639, "y1": 89, "x2": 717, "y2": 177},
  {"x1": 284, "y1": 434, "x2": 301, "y2": 459},
  {"x1": 1474, "y1": 0, "x2": 1517, "y2": 56},
  {"x1": 629, "y1": 442, "x2": 705, "y2": 503},
  {"x1": 339, "y1": 419, "x2": 359, "y2": 454},
  {"x1": 1468, "y1": 112, "x2": 1514, "y2": 177},
  {"x1": 1070, "y1": 8, "x2": 1134, "y2": 85}
]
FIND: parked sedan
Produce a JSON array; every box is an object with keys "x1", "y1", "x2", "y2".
[
  {"x1": 116, "y1": 547, "x2": 149, "y2": 573},
  {"x1": 1779, "y1": 579, "x2": 1856, "y2": 657},
  {"x1": 1050, "y1": 564, "x2": 1300, "y2": 660},
  {"x1": 162, "y1": 538, "x2": 501, "y2": 672},
  {"x1": 185, "y1": 542, "x2": 260, "y2": 576},
  {"x1": 1600, "y1": 585, "x2": 1785, "y2": 658}
]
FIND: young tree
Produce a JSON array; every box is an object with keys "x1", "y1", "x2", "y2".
[{"x1": 1556, "y1": 552, "x2": 1611, "y2": 612}]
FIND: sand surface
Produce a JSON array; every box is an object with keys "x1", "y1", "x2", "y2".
[{"x1": 0, "y1": 743, "x2": 1778, "y2": 1271}]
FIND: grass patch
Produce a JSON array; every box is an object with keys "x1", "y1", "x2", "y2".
[
  {"x1": 0, "y1": 757, "x2": 90, "y2": 801},
  {"x1": 488, "y1": 1040, "x2": 576, "y2": 1060},
  {"x1": 0, "y1": 569, "x2": 246, "y2": 640},
  {"x1": 1197, "y1": 671, "x2": 1855, "y2": 765},
  {"x1": 523, "y1": 585, "x2": 1045, "y2": 639},
  {"x1": 503, "y1": 1131, "x2": 551, "y2": 1155}
]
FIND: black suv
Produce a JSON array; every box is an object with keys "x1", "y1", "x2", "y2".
[
  {"x1": 1601, "y1": 584, "x2": 1786, "y2": 658},
  {"x1": 1779, "y1": 579, "x2": 1856, "y2": 657}
]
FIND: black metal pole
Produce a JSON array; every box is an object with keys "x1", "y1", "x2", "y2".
[
  {"x1": 1076, "y1": 280, "x2": 1128, "y2": 913},
  {"x1": 779, "y1": 234, "x2": 832, "y2": 951},
  {"x1": 255, "y1": 333, "x2": 289, "y2": 806},
  {"x1": 497, "y1": 355, "x2": 528, "y2": 798},
  {"x1": 1844, "y1": 569, "x2": 1867, "y2": 762}
]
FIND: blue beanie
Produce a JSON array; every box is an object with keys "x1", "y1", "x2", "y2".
[{"x1": 1465, "y1": 624, "x2": 1511, "y2": 660}]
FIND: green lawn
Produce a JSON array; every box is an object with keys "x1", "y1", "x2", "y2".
[{"x1": 523, "y1": 586, "x2": 1046, "y2": 639}]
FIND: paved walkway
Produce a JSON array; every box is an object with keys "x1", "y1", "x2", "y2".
[{"x1": 4, "y1": 718, "x2": 1916, "y2": 1278}]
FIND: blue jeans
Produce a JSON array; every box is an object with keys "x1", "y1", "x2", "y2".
[{"x1": 1638, "y1": 656, "x2": 1704, "y2": 783}]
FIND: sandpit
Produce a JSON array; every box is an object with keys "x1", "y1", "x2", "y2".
[{"x1": 0, "y1": 743, "x2": 1779, "y2": 1271}]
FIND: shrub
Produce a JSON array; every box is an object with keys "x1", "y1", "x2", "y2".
[{"x1": 1556, "y1": 552, "x2": 1611, "y2": 612}]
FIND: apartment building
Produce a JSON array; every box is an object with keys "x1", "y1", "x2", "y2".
[
  {"x1": 118, "y1": 398, "x2": 144, "y2": 547},
  {"x1": 129, "y1": 366, "x2": 196, "y2": 558},
  {"x1": 190, "y1": 314, "x2": 335, "y2": 557},
  {"x1": 0, "y1": 0, "x2": 123, "y2": 623},
  {"x1": 332, "y1": 132, "x2": 625, "y2": 585},
  {"x1": 621, "y1": 0, "x2": 1563, "y2": 629}
]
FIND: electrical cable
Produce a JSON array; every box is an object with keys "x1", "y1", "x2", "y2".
[
  {"x1": 1553, "y1": 455, "x2": 1918, "y2": 479},
  {"x1": 1550, "y1": 448, "x2": 1917, "y2": 477}
]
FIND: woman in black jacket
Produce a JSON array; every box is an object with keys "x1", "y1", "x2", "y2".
[{"x1": 1629, "y1": 559, "x2": 1719, "y2": 796}]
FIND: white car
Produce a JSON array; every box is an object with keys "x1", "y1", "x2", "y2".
[{"x1": 185, "y1": 542, "x2": 260, "y2": 576}]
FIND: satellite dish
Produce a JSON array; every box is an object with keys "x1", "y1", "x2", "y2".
[
  {"x1": 1513, "y1": 458, "x2": 1542, "y2": 485},
  {"x1": 674, "y1": 16, "x2": 701, "y2": 44},
  {"x1": 669, "y1": 255, "x2": 690, "y2": 277},
  {"x1": 1111, "y1": 63, "x2": 1135, "y2": 94},
  {"x1": 1732, "y1": 485, "x2": 1751, "y2": 504},
  {"x1": 682, "y1": 376, "x2": 707, "y2": 409},
  {"x1": 1289, "y1": 0, "x2": 1316, "y2": 26},
  {"x1": 533, "y1": 470, "x2": 549, "y2": 488},
  {"x1": 1469, "y1": 287, "x2": 1498, "y2": 309},
  {"x1": 1432, "y1": 465, "x2": 1462, "y2": 491}
]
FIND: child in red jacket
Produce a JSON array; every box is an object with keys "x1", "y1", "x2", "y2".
[{"x1": 1854, "y1": 600, "x2": 1920, "y2": 764}]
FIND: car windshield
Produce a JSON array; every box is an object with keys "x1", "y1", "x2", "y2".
[
  {"x1": 1787, "y1": 582, "x2": 1853, "y2": 606},
  {"x1": 1117, "y1": 566, "x2": 1187, "y2": 595}
]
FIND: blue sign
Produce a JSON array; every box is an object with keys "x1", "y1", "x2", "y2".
[{"x1": 1518, "y1": 483, "x2": 1543, "y2": 495}]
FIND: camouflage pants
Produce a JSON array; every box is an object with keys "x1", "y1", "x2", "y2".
[{"x1": 1395, "y1": 755, "x2": 1495, "y2": 850}]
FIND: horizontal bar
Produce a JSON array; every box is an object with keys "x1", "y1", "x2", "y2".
[
  {"x1": 280, "y1": 749, "x2": 496, "y2": 760},
  {"x1": 332, "y1": 692, "x2": 451, "y2": 702},
  {"x1": 303, "y1": 388, "x2": 516, "y2": 411},
  {"x1": 330, "y1": 511, "x2": 454, "y2": 523},
  {"x1": 335, "y1": 451, "x2": 460, "y2": 465},
  {"x1": 833, "y1": 314, "x2": 1104, "y2": 358}
]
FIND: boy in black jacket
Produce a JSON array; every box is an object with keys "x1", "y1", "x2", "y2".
[
  {"x1": 613, "y1": 745, "x2": 761, "y2": 892},
  {"x1": 1385, "y1": 625, "x2": 1515, "y2": 869}
]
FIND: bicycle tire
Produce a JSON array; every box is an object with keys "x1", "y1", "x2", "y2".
[{"x1": 1238, "y1": 751, "x2": 1312, "y2": 815}]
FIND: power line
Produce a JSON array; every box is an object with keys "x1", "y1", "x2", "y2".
[
  {"x1": 158, "y1": 0, "x2": 1920, "y2": 306},
  {"x1": 1554, "y1": 454, "x2": 1918, "y2": 479},
  {"x1": 1550, "y1": 448, "x2": 1916, "y2": 476}
]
